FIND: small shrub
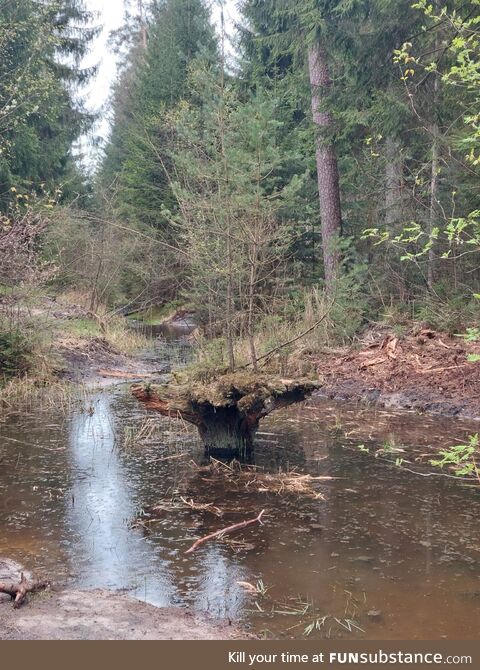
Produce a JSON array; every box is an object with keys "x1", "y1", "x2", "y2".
[
  {"x1": 181, "y1": 337, "x2": 228, "y2": 382},
  {"x1": 0, "y1": 328, "x2": 33, "y2": 377},
  {"x1": 430, "y1": 435, "x2": 479, "y2": 479},
  {"x1": 414, "y1": 294, "x2": 480, "y2": 334}
]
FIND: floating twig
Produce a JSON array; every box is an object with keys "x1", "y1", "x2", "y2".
[{"x1": 185, "y1": 509, "x2": 266, "y2": 554}]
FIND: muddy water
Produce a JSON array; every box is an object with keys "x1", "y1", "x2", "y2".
[{"x1": 1, "y1": 376, "x2": 480, "y2": 639}]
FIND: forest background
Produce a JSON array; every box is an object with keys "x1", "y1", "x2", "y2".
[{"x1": 0, "y1": 0, "x2": 479, "y2": 381}]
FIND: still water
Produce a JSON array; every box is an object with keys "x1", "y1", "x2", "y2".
[{"x1": 0, "y1": 358, "x2": 479, "y2": 639}]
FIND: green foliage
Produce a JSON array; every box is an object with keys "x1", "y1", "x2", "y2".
[
  {"x1": 457, "y1": 327, "x2": 480, "y2": 343},
  {"x1": 430, "y1": 434, "x2": 479, "y2": 479},
  {"x1": 169, "y1": 60, "x2": 300, "y2": 346},
  {"x1": 0, "y1": 328, "x2": 32, "y2": 377},
  {"x1": 0, "y1": 0, "x2": 96, "y2": 211},
  {"x1": 412, "y1": 293, "x2": 480, "y2": 334},
  {"x1": 98, "y1": 0, "x2": 217, "y2": 303},
  {"x1": 180, "y1": 338, "x2": 229, "y2": 383}
]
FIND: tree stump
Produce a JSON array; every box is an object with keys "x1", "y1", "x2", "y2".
[{"x1": 132, "y1": 373, "x2": 320, "y2": 457}]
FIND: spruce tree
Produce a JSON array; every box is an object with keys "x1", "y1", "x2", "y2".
[{"x1": 0, "y1": 0, "x2": 96, "y2": 210}]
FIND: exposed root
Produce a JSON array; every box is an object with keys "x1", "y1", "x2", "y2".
[{"x1": 0, "y1": 573, "x2": 49, "y2": 609}]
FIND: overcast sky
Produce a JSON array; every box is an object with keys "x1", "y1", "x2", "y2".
[{"x1": 80, "y1": 0, "x2": 239, "y2": 164}]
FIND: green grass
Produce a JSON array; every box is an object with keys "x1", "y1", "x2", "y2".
[
  {"x1": 0, "y1": 284, "x2": 14, "y2": 296},
  {"x1": 61, "y1": 317, "x2": 101, "y2": 337}
]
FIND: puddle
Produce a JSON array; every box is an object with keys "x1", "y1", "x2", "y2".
[{"x1": 1, "y1": 359, "x2": 479, "y2": 639}]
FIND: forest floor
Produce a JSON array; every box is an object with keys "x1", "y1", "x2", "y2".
[{"x1": 313, "y1": 324, "x2": 480, "y2": 420}]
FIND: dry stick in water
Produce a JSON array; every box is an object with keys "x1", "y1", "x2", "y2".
[{"x1": 185, "y1": 509, "x2": 266, "y2": 554}]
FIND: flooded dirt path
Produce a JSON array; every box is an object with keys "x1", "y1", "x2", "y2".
[{"x1": 0, "y1": 340, "x2": 479, "y2": 639}]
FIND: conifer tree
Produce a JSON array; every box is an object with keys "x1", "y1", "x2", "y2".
[{"x1": 0, "y1": 0, "x2": 96, "y2": 210}]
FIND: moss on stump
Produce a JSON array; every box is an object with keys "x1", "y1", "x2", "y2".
[{"x1": 132, "y1": 372, "x2": 320, "y2": 457}]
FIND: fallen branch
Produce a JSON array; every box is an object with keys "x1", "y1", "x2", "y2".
[
  {"x1": 97, "y1": 369, "x2": 154, "y2": 379},
  {"x1": 359, "y1": 357, "x2": 387, "y2": 369},
  {"x1": 185, "y1": 509, "x2": 266, "y2": 554},
  {"x1": 0, "y1": 573, "x2": 49, "y2": 608},
  {"x1": 417, "y1": 363, "x2": 473, "y2": 374}
]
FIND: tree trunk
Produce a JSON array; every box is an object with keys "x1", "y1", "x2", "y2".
[
  {"x1": 307, "y1": 43, "x2": 342, "y2": 291},
  {"x1": 138, "y1": 0, "x2": 147, "y2": 50},
  {"x1": 247, "y1": 246, "x2": 258, "y2": 372},
  {"x1": 132, "y1": 375, "x2": 319, "y2": 459},
  {"x1": 428, "y1": 117, "x2": 440, "y2": 291},
  {"x1": 220, "y1": 5, "x2": 235, "y2": 371},
  {"x1": 385, "y1": 137, "x2": 404, "y2": 228},
  {"x1": 428, "y1": 15, "x2": 441, "y2": 291}
]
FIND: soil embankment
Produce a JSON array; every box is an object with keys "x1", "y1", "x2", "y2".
[
  {"x1": 58, "y1": 334, "x2": 161, "y2": 385},
  {"x1": 27, "y1": 294, "x2": 164, "y2": 385},
  {"x1": 314, "y1": 325, "x2": 480, "y2": 419}
]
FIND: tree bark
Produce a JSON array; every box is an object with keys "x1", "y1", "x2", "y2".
[
  {"x1": 308, "y1": 43, "x2": 342, "y2": 291},
  {"x1": 428, "y1": 126, "x2": 439, "y2": 291},
  {"x1": 385, "y1": 137, "x2": 404, "y2": 228},
  {"x1": 428, "y1": 106, "x2": 440, "y2": 291},
  {"x1": 220, "y1": 4, "x2": 235, "y2": 371},
  {"x1": 247, "y1": 248, "x2": 258, "y2": 372},
  {"x1": 138, "y1": 0, "x2": 147, "y2": 50},
  {"x1": 428, "y1": 12, "x2": 441, "y2": 291}
]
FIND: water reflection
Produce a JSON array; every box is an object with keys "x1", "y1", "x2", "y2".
[{"x1": 66, "y1": 392, "x2": 176, "y2": 604}]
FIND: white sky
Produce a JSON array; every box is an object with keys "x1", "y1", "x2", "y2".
[{"x1": 80, "y1": 0, "x2": 239, "y2": 165}]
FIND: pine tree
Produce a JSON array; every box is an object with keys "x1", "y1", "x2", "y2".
[
  {"x1": 99, "y1": 0, "x2": 217, "y2": 301},
  {"x1": 239, "y1": 0, "x2": 352, "y2": 291},
  {"x1": 0, "y1": 0, "x2": 96, "y2": 210},
  {"x1": 170, "y1": 60, "x2": 298, "y2": 368}
]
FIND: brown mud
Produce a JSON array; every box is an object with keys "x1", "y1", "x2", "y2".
[
  {"x1": 0, "y1": 589, "x2": 248, "y2": 640},
  {"x1": 57, "y1": 335, "x2": 162, "y2": 385},
  {"x1": 313, "y1": 325, "x2": 480, "y2": 419},
  {"x1": 0, "y1": 559, "x2": 248, "y2": 640}
]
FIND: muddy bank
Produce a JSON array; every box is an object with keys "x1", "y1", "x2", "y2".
[
  {"x1": 0, "y1": 589, "x2": 249, "y2": 640},
  {"x1": 0, "y1": 556, "x2": 247, "y2": 640},
  {"x1": 57, "y1": 334, "x2": 164, "y2": 385},
  {"x1": 314, "y1": 326, "x2": 480, "y2": 419},
  {"x1": 163, "y1": 308, "x2": 196, "y2": 328}
]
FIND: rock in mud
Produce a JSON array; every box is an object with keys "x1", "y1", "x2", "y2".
[{"x1": 367, "y1": 609, "x2": 382, "y2": 619}]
